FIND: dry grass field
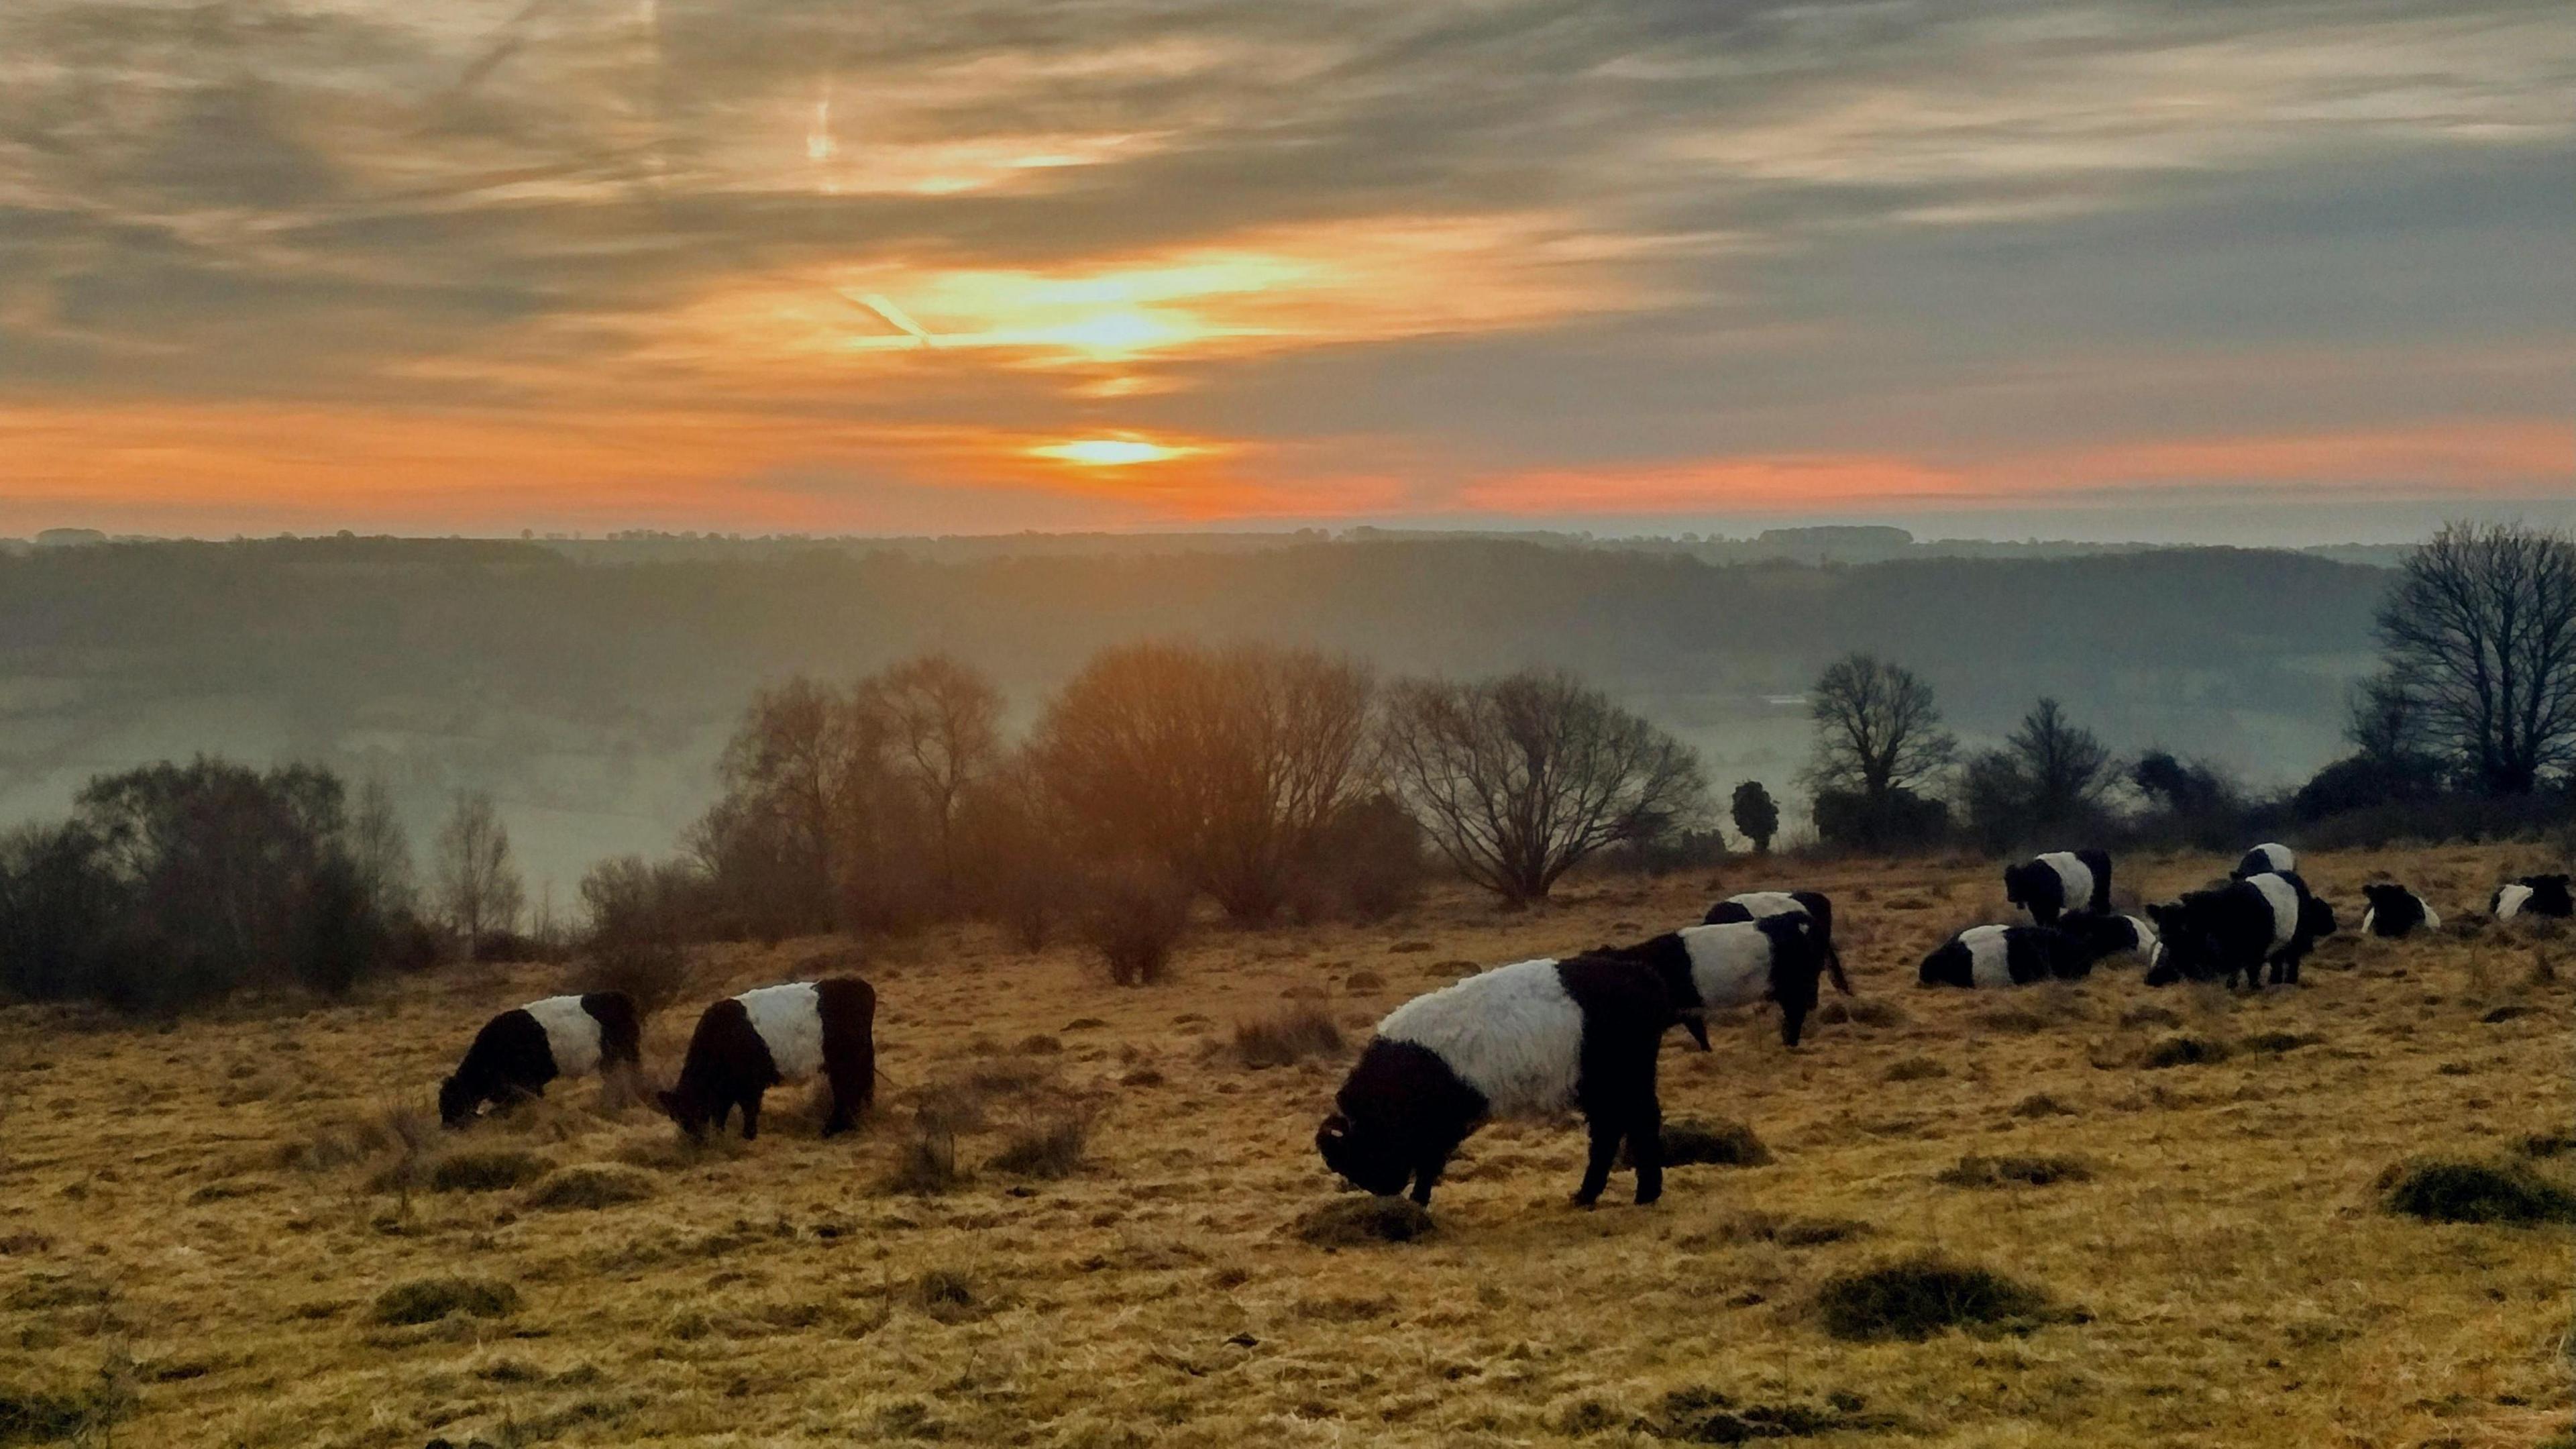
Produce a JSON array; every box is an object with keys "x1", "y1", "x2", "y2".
[{"x1": 3, "y1": 844, "x2": 2571, "y2": 1448}]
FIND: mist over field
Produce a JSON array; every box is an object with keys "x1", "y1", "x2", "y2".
[{"x1": 0, "y1": 532, "x2": 2390, "y2": 894}]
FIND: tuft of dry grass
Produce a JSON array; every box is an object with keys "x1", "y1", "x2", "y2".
[
  {"x1": 2138, "y1": 1034, "x2": 2231, "y2": 1069},
  {"x1": 985, "y1": 1112, "x2": 1093, "y2": 1179},
  {"x1": 1937, "y1": 1154, "x2": 2095, "y2": 1188},
  {"x1": 1292, "y1": 1196, "x2": 1435, "y2": 1246},
  {"x1": 1624, "y1": 1118, "x2": 1771, "y2": 1169},
  {"x1": 1230, "y1": 1004, "x2": 1345, "y2": 1069},
  {"x1": 2379, "y1": 1159, "x2": 2576, "y2": 1225},
  {"x1": 522, "y1": 1163, "x2": 655, "y2": 1210},
  {"x1": 425, "y1": 1148, "x2": 551, "y2": 1193},
  {"x1": 1815, "y1": 1254, "x2": 2062, "y2": 1342},
  {"x1": 370, "y1": 1277, "x2": 519, "y2": 1326}
]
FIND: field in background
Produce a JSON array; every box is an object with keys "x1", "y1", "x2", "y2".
[{"x1": 2, "y1": 844, "x2": 2569, "y2": 1448}]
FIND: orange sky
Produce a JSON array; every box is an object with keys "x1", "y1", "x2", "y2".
[{"x1": 1, "y1": 1, "x2": 2569, "y2": 540}]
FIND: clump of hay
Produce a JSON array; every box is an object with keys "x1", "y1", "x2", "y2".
[
  {"x1": 1817, "y1": 998, "x2": 1904, "y2": 1028},
  {"x1": 1291, "y1": 1196, "x2": 1436, "y2": 1246},
  {"x1": 370, "y1": 1277, "x2": 519, "y2": 1326},
  {"x1": 1644, "y1": 1387, "x2": 1900, "y2": 1442},
  {"x1": 426, "y1": 1148, "x2": 551, "y2": 1193},
  {"x1": 1976, "y1": 1006, "x2": 2050, "y2": 1034},
  {"x1": 986, "y1": 1113, "x2": 1093, "y2": 1180},
  {"x1": 1815, "y1": 1254, "x2": 2061, "y2": 1342},
  {"x1": 2119, "y1": 1005, "x2": 2183, "y2": 1030},
  {"x1": 2379, "y1": 1159, "x2": 2576, "y2": 1226},
  {"x1": 1343, "y1": 969, "x2": 1387, "y2": 994},
  {"x1": 1232, "y1": 1004, "x2": 1346, "y2": 1069},
  {"x1": 2139, "y1": 1034, "x2": 2231, "y2": 1069},
  {"x1": 1937, "y1": 1154, "x2": 2094, "y2": 1189},
  {"x1": 2010, "y1": 1093, "x2": 2075, "y2": 1118},
  {"x1": 1622, "y1": 1118, "x2": 1770, "y2": 1169},
  {"x1": 1880, "y1": 1055, "x2": 1945, "y2": 1083},
  {"x1": 522, "y1": 1164, "x2": 655, "y2": 1211},
  {"x1": 2242, "y1": 1030, "x2": 2322, "y2": 1054}
]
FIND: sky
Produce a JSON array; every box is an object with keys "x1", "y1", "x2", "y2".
[{"x1": 1, "y1": 0, "x2": 2569, "y2": 543}]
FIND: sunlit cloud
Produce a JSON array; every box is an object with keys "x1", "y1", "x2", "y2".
[{"x1": 1029, "y1": 437, "x2": 1205, "y2": 467}]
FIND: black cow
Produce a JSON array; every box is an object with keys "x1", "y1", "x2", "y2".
[
  {"x1": 2146, "y1": 871, "x2": 2337, "y2": 990},
  {"x1": 2492, "y1": 874, "x2": 2573, "y2": 922},
  {"x1": 659, "y1": 978, "x2": 876, "y2": 1140},
  {"x1": 2233, "y1": 843, "x2": 2296, "y2": 880},
  {"x1": 1317, "y1": 953, "x2": 1677, "y2": 1210},
  {"x1": 441, "y1": 992, "x2": 642, "y2": 1127},
  {"x1": 2004, "y1": 849, "x2": 2114, "y2": 926},
  {"x1": 1701, "y1": 890, "x2": 1844, "y2": 989},
  {"x1": 2359, "y1": 882, "x2": 2438, "y2": 938}
]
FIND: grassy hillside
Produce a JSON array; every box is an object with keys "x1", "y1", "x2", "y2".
[{"x1": 3, "y1": 843, "x2": 2567, "y2": 1447}]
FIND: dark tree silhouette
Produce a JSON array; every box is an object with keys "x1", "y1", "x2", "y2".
[
  {"x1": 856, "y1": 654, "x2": 1004, "y2": 904},
  {"x1": 1730, "y1": 780, "x2": 1779, "y2": 855},
  {"x1": 1804, "y1": 654, "x2": 1954, "y2": 847},
  {"x1": 1379, "y1": 669, "x2": 1706, "y2": 904},
  {"x1": 2373, "y1": 522, "x2": 2576, "y2": 794}
]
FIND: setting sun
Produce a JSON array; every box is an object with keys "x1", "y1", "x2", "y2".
[{"x1": 1029, "y1": 437, "x2": 1197, "y2": 466}]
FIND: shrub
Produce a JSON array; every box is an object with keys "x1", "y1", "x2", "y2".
[
  {"x1": 1936, "y1": 1154, "x2": 2094, "y2": 1188},
  {"x1": 371, "y1": 1277, "x2": 519, "y2": 1326},
  {"x1": 522, "y1": 1164, "x2": 655, "y2": 1211},
  {"x1": 427, "y1": 1149, "x2": 550, "y2": 1194},
  {"x1": 1079, "y1": 861, "x2": 1189, "y2": 986},
  {"x1": 1815, "y1": 1255, "x2": 2059, "y2": 1342},
  {"x1": 2379, "y1": 1159, "x2": 2576, "y2": 1225},
  {"x1": 1232, "y1": 1004, "x2": 1346, "y2": 1069},
  {"x1": 987, "y1": 1114, "x2": 1093, "y2": 1180},
  {"x1": 1288, "y1": 795, "x2": 1428, "y2": 922},
  {"x1": 1292, "y1": 1197, "x2": 1436, "y2": 1246}
]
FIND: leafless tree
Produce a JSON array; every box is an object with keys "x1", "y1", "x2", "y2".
[
  {"x1": 2374, "y1": 521, "x2": 2576, "y2": 794},
  {"x1": 1805, "y1": 653, "x2": 1955, "y2": 804},
  {"x1": 1030, "y1": 642, "x2": 1377, "y2": 921},
  {"x1": 347, "y1": 776, "x2": 415, "y2": 920},
  {"x1": 855, "y1": 655, "x2": 1004, "y2": 901},
  {"x1": 1379, "y1": 669, "x2": 1707, "y2": 904},
  {"x1": 2006, "y1": 698, "x2": 2115, "y2": 824},
  {"x1": 713, "y1": 676, "x2": 867, "y2": 930},
  {"x1": 434, "y1": 790, "x2": 524, "y2": 960}
]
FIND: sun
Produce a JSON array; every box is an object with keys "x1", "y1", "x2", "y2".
[{"x1": 1028, "y1": 437, "x2": 1197, "y2": 466}]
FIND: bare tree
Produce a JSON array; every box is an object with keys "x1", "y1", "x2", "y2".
[
  {"x1": 1379, "y1": 669, "x2": 1707, "y2": 904},
  {"x1": 2006, "y1": 698, "x2": 2115, "y2": 825},
  {"x1": 855, "y1": 655, "x2": 1004, "y2": 902},
  {"x1": 347, "y1": 776, "x2": 416, "y2": 920},
  {"x1": 435, "y1": 790, "x2": 524, "y2": 961},
  {"x1": 1030, "y1": 642, "x2": 1377, "y2": 921},
  {"x1": 1805, "y1": 653, "x2": 1955, "y2": 806},
  {"x1": 2373, "y1": 521, "x2": 2576, "y2": 794},
  {"x1": 712, "y1": 676, "x2": 867, "y2": 930}
]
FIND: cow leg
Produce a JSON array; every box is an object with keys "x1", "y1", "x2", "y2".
[
  {"x1": 1571, "y1": 1114, "x2": 1619, "y2": 1208},
  {"x1": 739, "y1": 1090, "x2": 764, "y2": 1141},
  {"x1": 1408, "y1": 1152, "x2": 1449, "y2": 1208},
  {"x1": 1629, "y1": 1105, "x2": 1665, "y2": 1206},
  {"x1": 821, "y1": 1059, "x2": 868, "y2": 1138}
]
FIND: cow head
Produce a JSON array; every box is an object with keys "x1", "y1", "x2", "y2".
[
  {"x1": 1316, "y1": 1112, "x2": 1411, "y2": 1196},
  {"x1": 2141, "y1": 901, "x2": 2209, "y2": 986},
  {"x1": 437, "y1": 1075, "x2": 474, "y2": 1128},
  {"x1": 657, "y1": 1085, "x2": 713, "y2": 1140},
  {"x1": 2300, "y1": 894, "x2": 2339, "y2": 940}
]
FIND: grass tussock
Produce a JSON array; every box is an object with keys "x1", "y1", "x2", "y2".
[
  {"x1": 2010, "y1": 1092, "x2": 2076, "y2": 1118},
  {"x1": 1342, "y1": 969, "x2": 1386, "y2": 994},
  {"x1": 1936, "y1": 1154, "x2": 2094, "y2": 1189},
  {"x1": 280, "y1": 1106, "x2": 437, "y2": 1175},
  {"x1": 1880, "y1": 1055, "x2": 1946, "y2": 1083},
  {"x1": 1640, "y1": 1386, "x2": 1900, "y2": 1443},
  {"x1": 370, "y1": 1277, "x2": 519, "y2": 1326},
  {"x1": 0, "y1": 1376, "x2": 129, "y2": 1445},
  {"x1": 1815, "y1": 1254, "x2": 2062, "y2": 1342},
  {"x1": 1231, "y1": 1004, "x2": 1345, "y2": 1069},
  {"x1": 1816, "y1": 998, "x2": 1904, "y2": 1028},
  {"x1": 914, "y1": 1268, "x2": 984, "y2": 1324},
  {"x1": 1623, "y1": 1118, "x2": 1771, "y2": 1169},
  {"x1": 2139, "y1": 1034, "x2": 2231, "y2": 1069},
  {"x1": 427, "y1": 1148, "x2": 551, "y2": 1193},
  {"x1": 1715, "y1": 1211, "x2": 1869, "y2": 1247},
  {"x1": 2379, "y1": 1159, "x2": 2576, "y2": 1226},
  {"x1": 877, "y1": 1110, "x2": 971, "y2": 1197},
  {"x1": 986, "y1": 1112, "x2": 1094, "y2": 1179},
  {"x1": 1292, "y1": 1196, "x2": 1435, "y2": 1246},
  {"x1": 2242, "y1": 1030, "x2": 2323, "y2": 1054},
  {"x1": 523, "y1": 1165, "x2": 655, "y2": 1211}
]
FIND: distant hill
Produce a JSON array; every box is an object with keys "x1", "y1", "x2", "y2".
[{"x1": 0, "y1": 535, "x2": 2390, "y2": 892}]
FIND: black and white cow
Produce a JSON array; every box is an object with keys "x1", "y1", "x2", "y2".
[
  {"x1": 1702, "y1": 890, "x2": 1845, "y2": 987},
  {"x1": 1599, "y1": 914, "x2": 1843, "y2": 1049},
  {"x1": 1316, "y1": 953, "x2": 1676, "y2": 1209},
  {"x1": 440, "y1": 992, "x2": 643, "y2": 1127},
  {"x1": 658, "y1": 978, "x2": 876, "y2": 1140},
  {"x1": 2145, "y1": 871, "x2": 2337, "y2": 990},
  {"x1": 2059, "y1": 908, "x2": 2162, "y2": 969},
  {"x1": 2004, "y1": 849, "x2": 2114, "y2": 926},
  {"x1": 2359, "y1": 882, "x2": 2439, "y2": 938},
  {"x1": 2233, "y1": 843, "x2": 2296, "y2": 881},
  {"x1": 1917, "y1": 924, "x2": 2092, "y2": 988},
  {"x1": 2492, "y1": 874, "x2": 2574, "y2": 922}
]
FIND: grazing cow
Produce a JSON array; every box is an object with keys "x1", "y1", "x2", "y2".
[
  {"x1": 1316, "y1": 954, "x2": 1676, "y2": 1209},
  {"x1": 1599, "y1": 914, "x2": 1844, "y2": 1049},
  {"x1": 440, "y1": 992, "x2": 642, "y2": 1127},
  {"x1": 2004, "y1": 849, "x2": 2114, "y2": 926},
  {"x1": 1703, "y1": 890, "x2": 1845, "y2": 987},
  {"x1": 2492, "y1": 874, "x2": 2574, "y2": 922},
  {"x1": 2360, "y1": 882, "x2": 2440, "y2": 938},
  {"x1": 2145, "y1": 871, "x2": 2337, "y2": 990},
  {"x1": 2233, "y1": 843, "x2": 2296, "y2": 880},
  {"x1": 659, "y1": 979, "x2": 875, "y2": 1140},
  {"x1": 1917, "y1": 924, "x2": 2092, "y2": 987}
]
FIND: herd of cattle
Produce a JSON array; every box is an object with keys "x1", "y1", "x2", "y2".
[{"x1": 439, "y1": 851, "x2": 2574, "y2": 1215}]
